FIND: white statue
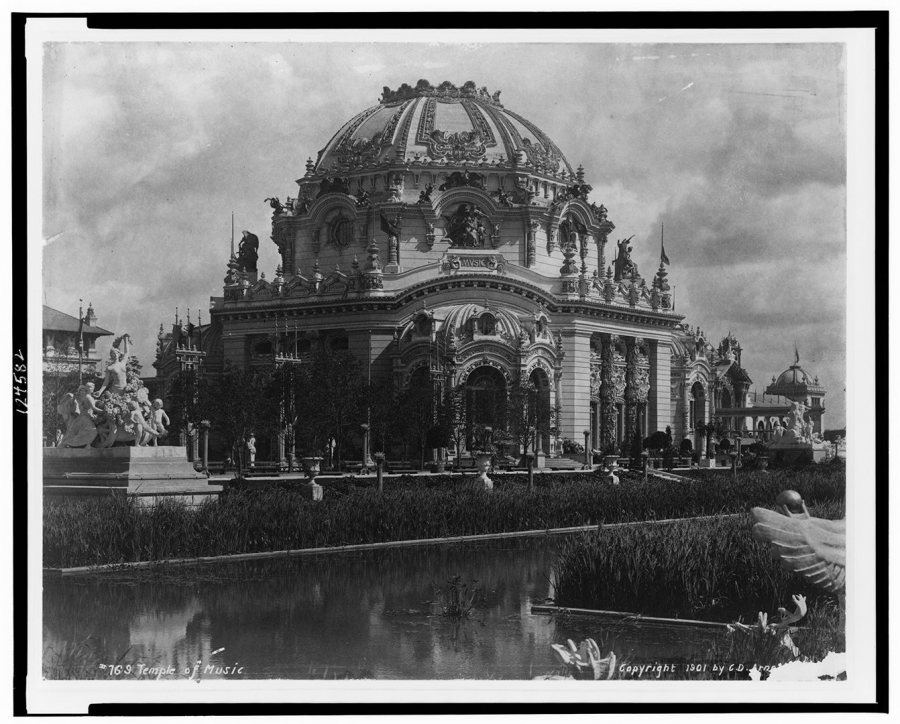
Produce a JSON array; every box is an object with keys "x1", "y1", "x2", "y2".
[
  {"x1": 782, "y1": 399, "x2": 811, "y2": 443},
  {"x1": 59, "y1": 383, "x2": 102, "y2": 448},
  {"x1": 149, "y1": 398, "x2": 170, "y2": 446},
  {"x1": 771, "y1": 419, "x2": 784, "y2": 441},
  {"x1": 128, "y1": 400, "x2": 159, "y2": 446},
  {"x1": 95, "y1": 334, "x2": 132, "y2": 397},
  {"x1": 246, "y1": 434, "x2": 256, "y2": 468}
]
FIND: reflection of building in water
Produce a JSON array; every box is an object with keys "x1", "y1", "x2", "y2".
[
  {"x1": 153, "y1": 79, "x2": 832, "y2": 461},
  {"x1": 128, "y1": 596, "x2": 212, "y2": 676}
]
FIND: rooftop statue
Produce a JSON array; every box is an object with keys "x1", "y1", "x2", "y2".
[
  {"x1": 613, "y1": 236, "x2": 638, "y2": 281},
  {"x1": 237, "y1": 230, "x2": 259, "y2": 273}
]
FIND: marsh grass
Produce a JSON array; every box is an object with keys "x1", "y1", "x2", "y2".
[
  {"x1": 552, "y1": 501, "x2": 845, "y2": 622},
  {"x1": 435, "y1": 575, "x2": 482, "y2": 619},
  {"x1": 44, "y1": 468, "x2": 844, "y2": 569}
]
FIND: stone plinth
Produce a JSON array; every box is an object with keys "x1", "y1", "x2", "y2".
[
  {"x1": 43, "y1": 446, "x2": 220, "y2": 503},
  {"x1": 767, "y1": 440, "x2": 830, "y2": 466}
]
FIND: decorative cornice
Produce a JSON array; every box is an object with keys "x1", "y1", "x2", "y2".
[{"x1": 380, "y1": 80, "x2": 504, "y2": 107}]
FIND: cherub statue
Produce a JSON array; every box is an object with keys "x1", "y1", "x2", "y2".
[
  {"x1": 149, "y1": 398, "x2": 170, "y2": 446},
  {"x1": 128, "y1": 400, "x2": 159, "y2": 446}
]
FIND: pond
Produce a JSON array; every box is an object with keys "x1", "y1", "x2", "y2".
[{"x1": 43, "y1": 536, "x2": 722, "y2": 680}]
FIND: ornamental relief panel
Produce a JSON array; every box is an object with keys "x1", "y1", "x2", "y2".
[
  {"x1": 611, "y1": 365, "x2": 626, "y2": 402},
  {"x1": 456, "y1": 341, "x2": 518, "y2": 368},
  {"x1": 634, "y1": 367, "x2": 651, "y2": 402},
  {"x1": 590, "y1": 363, "x2": 602, "y2": 399}
]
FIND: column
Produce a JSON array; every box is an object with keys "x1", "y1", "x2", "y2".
[
  {"x1": 623, "y1": 339, "x2": 638, "y2": 449},
  {"x1": 600, "y1": 336, "x2": 617, "y2": 451},
  {"x1": 558, "y1": 327, "x2": 591, "y2": 441}
]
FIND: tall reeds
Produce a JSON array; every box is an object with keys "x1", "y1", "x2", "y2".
[
  {"x1": 551, "y1": 500, "x2": 845, "y2": 622},
  {"x1": 43, "y1": 468, "x2": 844, "y2": 569}
]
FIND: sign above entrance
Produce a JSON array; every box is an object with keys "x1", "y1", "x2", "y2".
[{"x1": 439, "y1": 249, "x2": 506, "y2": 275}]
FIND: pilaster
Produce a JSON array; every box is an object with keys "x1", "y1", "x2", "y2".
[
  {"x1": 558, "y1": 329, "x2": 591, "y2": 441},
  {"x1": 649, "y1": 339, "x2": 672, "y2": 435}
]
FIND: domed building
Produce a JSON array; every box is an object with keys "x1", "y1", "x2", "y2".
[
  {"x1": 764, "y1": 351, "x2": 827, "y2": 434},
  {"x1": 153, "y1": 80, "x2": 769, "y2": 463}
]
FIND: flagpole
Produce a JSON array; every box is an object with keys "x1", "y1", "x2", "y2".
[
  {"x1": 231, "y1": 212, "x2": 234, "y2": 257},
  {"x1": 77, "y1": 298, "x2": 84, "y2": 385}
]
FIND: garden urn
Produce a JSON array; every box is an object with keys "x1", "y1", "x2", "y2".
[
  {"x1": 475, "y1": 452, "x2": 493, "y2": 490},
  {"x1": 301, "y1": 456, "x2": 325, "y2": 501}
]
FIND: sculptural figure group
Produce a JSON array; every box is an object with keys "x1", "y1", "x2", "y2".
[{"x1": 55, "y1": 334, "x2": 170, "y2": 448}]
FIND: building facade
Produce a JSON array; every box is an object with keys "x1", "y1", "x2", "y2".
[
  {"x1": 153, "y1": 80, "x2": 822, "y2": 460},
  {"x1": 43, "y1": 303, "x2": 113, "y2": 376}
]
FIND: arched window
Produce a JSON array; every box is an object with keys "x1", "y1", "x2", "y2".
[
  {"x1": 329, "y1": 216, "x2": 354, "y2": 251},
  {"x1": 477, "y1": 313, "x2": 496, "y2": 335},
  {"x1": 415, "y1": 314, "x2": 432, "y2": 337}
]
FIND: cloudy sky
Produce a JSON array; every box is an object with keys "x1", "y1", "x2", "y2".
[{"x1": 41, "y1": 40, "x2": 847, "y2": 427}]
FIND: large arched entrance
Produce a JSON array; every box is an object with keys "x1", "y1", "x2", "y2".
[
  {"x1": 529, "y1": 367, "x2": 552, "y2": 455},
  {"x1": 691, "y1": 380, "x2": 707, "y2": 453},
  {"x1": 465, "y1": 365, "x2": 507, "y2": 449}
]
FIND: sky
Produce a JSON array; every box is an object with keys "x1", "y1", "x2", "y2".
[{"x1": 41, "y1": 40, "x2": 848, "y2": 427}]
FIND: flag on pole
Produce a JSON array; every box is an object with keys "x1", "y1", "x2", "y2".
[
  {"x1": 660, "y1": 223, "x2": 670, "y2": 265},
  {"x1": 794, "y1": 345, "x2": 800, "y2": 365},
  {"x1": 77, "y1": 299, "x2": 85, "y2": 353}
]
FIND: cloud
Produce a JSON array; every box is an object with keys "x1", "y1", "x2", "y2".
[{"x1": 40, "y1": 41, "x2": 848, "y2": 426}]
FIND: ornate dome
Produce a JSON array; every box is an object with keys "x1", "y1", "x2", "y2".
[
  {"x1": 766, "y1": 351, "x2": 826, "y2": 400},
  {"x1": 313, "y1": 80, "x2": 574, "y2": 178},
  {"x1": 773, "y1": 364, "x2": 814, "y2": 388}
]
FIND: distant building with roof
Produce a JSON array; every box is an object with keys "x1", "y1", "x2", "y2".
[{"x1": 42, "y1": 303, "x2": 113, "y2": 376}]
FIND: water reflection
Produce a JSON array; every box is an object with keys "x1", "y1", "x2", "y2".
[{"x1": 44, "y1": 537, "x2": 721, "y2": 680}]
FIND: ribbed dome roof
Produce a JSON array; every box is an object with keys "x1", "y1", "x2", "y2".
[
  {"x1": 441, "y1": 302, "x2": 523, "y2": 339},
  {"x1": 315, "y1": 80, "x2": 574, "y2": 177},
  {"x1": 773, "y1": 364, "x2": 814, "y2": 387}
]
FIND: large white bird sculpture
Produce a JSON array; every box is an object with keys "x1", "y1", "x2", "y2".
[{"x1": 750, "y1": 490, "x2": 846, "y2": 593}]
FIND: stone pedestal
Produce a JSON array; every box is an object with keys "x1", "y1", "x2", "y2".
[
  {"x1": 299, "y1": 482, "x2": 324, "y2": 501},
  {"x1": 698, "y1": 458, "x2": 717, "y2": 468},
  {"x1": 475, "y1": 453, "x2": 493, "y2": 490},
  {"x1": 43, "y1": 446, "x2": 220, "y2": 505}
]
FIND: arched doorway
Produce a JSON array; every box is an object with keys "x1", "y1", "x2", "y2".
[
  {"x1": 691, "y1": 381, "x2": 706, "y2": 453},
  {"x1": 529, "y1": 367, "x2": 552, "y2": 455},
  {"x1": 465, "y1": 365, "x2": 507, "y2": 449}
]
